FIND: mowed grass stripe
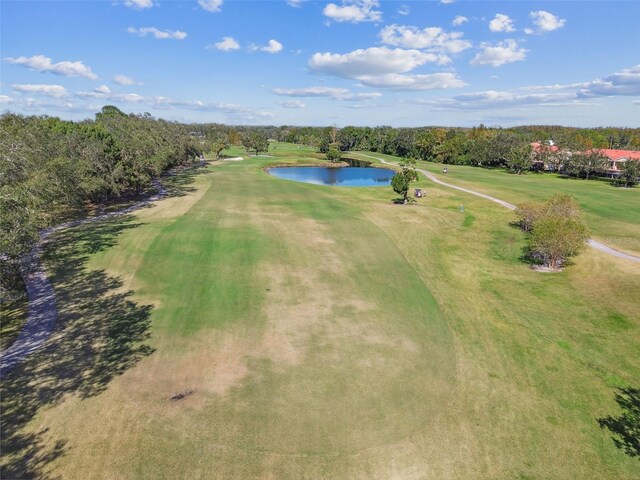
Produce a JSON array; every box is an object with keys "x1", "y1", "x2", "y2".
[{"x1": 127, "y1": 159, "x2": 457, "y2": 457}]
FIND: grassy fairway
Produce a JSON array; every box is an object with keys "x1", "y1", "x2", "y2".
[
  {"x1": 353, "y1": 151, "x2": 640, "y2": 255},
  {"x1": 1, "y1": 146, "x2": 639, "y2": 479}
]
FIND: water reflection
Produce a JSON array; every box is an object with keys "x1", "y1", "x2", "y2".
[{"x1": 267, "y1": 166, "x2": 395, "y2": 187}]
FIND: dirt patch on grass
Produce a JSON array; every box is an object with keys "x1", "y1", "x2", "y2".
[
  {"x1": 169, "y1": 334, "x2": 251, "y2": 398},
  {"x1": 530, "y1": 264, "x2": 563, "y2": 273}
]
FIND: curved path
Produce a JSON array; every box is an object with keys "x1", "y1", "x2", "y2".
[
  {"x1": 0, "y1": 179, "x2": 168, "y2": 376},
  {"x1": 356, "y1": 153, "x2": 640, "y2": 264}
]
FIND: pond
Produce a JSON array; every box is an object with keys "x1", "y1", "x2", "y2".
[{"x1": 266, "y1": 166, "x2": 396, "y2": 187}]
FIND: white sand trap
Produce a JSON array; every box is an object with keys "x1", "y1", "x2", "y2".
[{"x1": 223, "y1": 156, "x2": 244, "y2": 161}]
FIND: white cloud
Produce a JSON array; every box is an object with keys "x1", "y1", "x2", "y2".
[
  {"x1": 286, "y1": 0, "x2": 304, "y2": 7},
  {"x1": 309, "y1": 46, "x2": 464, "y2": 90},
  {"x1": 209, "y1": 36, "x2": 241, "y2": 51},
  {"x1": 261, "y1": 39, "x2": 283, "y2": 54},
  {"x1": 353, "y1": 73, "x2": 466, "y2": 90},
  {"x1": 124, "y1": 0, "x2": 154, "y2": 9},
  {"x1": 278, "y1": 99, "x2": 306, "y2": 108},
  {"x1": 323, "y1": 0, "x2": 382, "y2": 24},
  {"x1": 273, "y1": 86, "x2": 349, "y2": 98},
  {"x1": 342, "y1": 92, "x2": 382, "y2": 100},
  {"x1": 4, "y1": 54, "x2": 98, "y2": 80},
  {"x1": 127, "y1": 27, "x2": 187, "y2": 40},
  {"x1": 452, "y1": 15, "x2": 468, "y2": 26},
  {"x1": 0, "y1": 96, "x2": 94, "y2": 114},
  {"x1": 272, "y1": 86, "x2": 383, "y2": 100},
  {"x1": 249, "y1": 39, "x2": 283, "y2": 53},
  {"x1": 489, "y1": 14, "x2": 515, "y2": 33},
  {"x1": 518, "y1": 82, "x2": 588, "y2": 92},
  {"x1": 344, "y1": 102, "x2": 381, "y2": 109},
  {"x1": 0, "y1": 95, "x2": 13, "y2": 104},
  {"x1": 379, "y1": 24, "x2": 472, "y2": 53},
  {"x1": 77, "y1": 89, "x2": 145, "y2": 102},
  {"x1": 398, "y1": 5, "x2": 410, "y2": 16},
  {"x1": 149, "y1": 97, "x2": 274, "y2": 122},
  {"x1": 72, "y1": 90, "x2": 272, "y2": 121},
  {"x1": 113, "y1": 74, "x2": 142, "y2": 86},
  {"x1": 413, "y1": 65, "x2": 640, "y2": 112},
  {"x1": 198, "y1": 0, "x2": 223, "y2": 13},
  {"x1": 441, "y1": 0, "x2": 455, "y2": 4},
  {"x1": 11, "y1": 84, "x2": 68, "y2": 98},
  {"x1": 470, "y1": 40, "x2": 527, "y2": 67},
  {"x1": 578, "y1": 64, "x2": 640, "y2": 97},
  {"x1": 431, "y1": 90, "x2": 578, "y2": 109},
  {"x1": 529, "y1": 11, "x2": 566, "y2": 33},
  {"x1": 310, "y1": 47, "x2": 443, "y2": 77},
  {"x1": 94, "y1": 85, "x2": 111, "y2": 94}
]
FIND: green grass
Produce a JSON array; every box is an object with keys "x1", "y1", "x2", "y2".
[
  {"x1": 352, "y1": 151, "x2": 640, "y2": 254},
  {"x1": 1, "y1": 146, "x2": 639, "y2": 479},
  {"x1": 0, "y1": 296, "x2": 28, "y2": 351}
]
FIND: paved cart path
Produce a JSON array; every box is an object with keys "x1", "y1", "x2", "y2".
[{"x1": 0, "y1": 179, "x2": 168, "y2": 376}]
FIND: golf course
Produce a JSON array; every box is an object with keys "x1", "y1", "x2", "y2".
[{"x1": 1, "y1": 143, "x2": 639, "y2": 479}]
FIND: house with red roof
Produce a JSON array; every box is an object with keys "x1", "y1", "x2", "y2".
[
  {"x1": 530, "y1": 142, "x2": 640, "y2": 176},
  {"x1": 588, "y1": 149, "x2": 640, "y2": 174}
]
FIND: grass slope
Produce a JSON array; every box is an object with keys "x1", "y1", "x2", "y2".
[{"x1": 1, "y1": 145, "x2": 639, "y2": 479}]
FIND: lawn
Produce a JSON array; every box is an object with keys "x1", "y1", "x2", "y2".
[
  {"x1": 0, "y1": 295, "x2": 28, "y2": 351},
  {"x1": 1, "y1": 145, "x2": 639, "y2": 479},
  {"x1": 352, "y1": 151, "x2": 640, "y2": 255}
]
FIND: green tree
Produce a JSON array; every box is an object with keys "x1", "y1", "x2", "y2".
[
  {"x1": 242, "y1": 131, "x2": 269, "y2": 156},
  {"x1": 564, "y1": 151, "x2": 609, "y2": 179},
  {"x1": 206, "y1": 135, "x2": 229, "y2": 160},
  {"x1": 326, "y1": 147, "x2": 342, "y2": 163},
  {"x1": 506, "y1": 144, "x2": 533, "y2": 174},
  {"x1": 529, "y1": 216, "x2": 590, "y2": 269},
  {"x1": 514, "y1": 202, "x2": 543, "y2": 232},
  {"x1": 616, "y1": 160, "x2": 640, "y2": 188},
  {"x1": 391, "y1": 158, "x2": 419, "y2": 204},
  {"x1": 516, "y1": 193, "x2": 589, "y2": 269}
]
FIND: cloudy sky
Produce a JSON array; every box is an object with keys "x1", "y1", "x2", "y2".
[{"x1": 1, "y1": 0, "x2": 639, "y2": 127}]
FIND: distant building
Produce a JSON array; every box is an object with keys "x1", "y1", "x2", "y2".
[
  {"x1": 531, "y1": 142, "x2": 640, "y2": 176},
  {"x1": 531, "y1": 141, "x2": 559, "y2": 154},
  {"x1": 588, "y1": 149, "x2": 640, "y2": 175}
]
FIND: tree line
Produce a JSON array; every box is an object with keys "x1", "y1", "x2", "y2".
[
  {"x1": 0, "y1": 106, "x2": 202, "y2": 297},
  {"x1": 194, "y1": 123, "x2": 640, "y2": 183}
]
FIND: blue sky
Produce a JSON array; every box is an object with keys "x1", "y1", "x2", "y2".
[{"x1": 1, "y1": 0, "x2": 639, "y2": 127}]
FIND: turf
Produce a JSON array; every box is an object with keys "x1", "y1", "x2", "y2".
[
  {"x1": 1, "y1": 145, "x2": 639, "y2": 479},
  {"x1": 352, "y1": 151, "x2": 640, "y2": 255},
  {"x1": 0, "y1": 296, "x2": 28, "y2": 351}
]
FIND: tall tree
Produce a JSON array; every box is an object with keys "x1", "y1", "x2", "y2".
[
  {"x1": 242, "y1": 131, "x2": 269, "y2": 156},
  {"x1": 516, "y1": 193, "x2": 589, "y2": 269},
  {"x1": 506, "y1": 144, "x2": 533, "y2": 174},
  {"x1": 616, "y1": 160, "x2": 640, "y2": 188},
  {"x1": 529, "y1": 216, "x2": 590, "y2": 269},
  {"x1": 391, "y1": 158, "x2": 419, "y2": 204},
  {"x1": 564, "y1": 151, "x2": 609, "y2": 179}
]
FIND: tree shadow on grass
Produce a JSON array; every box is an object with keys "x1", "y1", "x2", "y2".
[
  {"x1": 161, "y1": 162, "x2": 210, "y2": 199},
  {"x1": 598, "y1": 387, "x2": 640, "y2": 459},
  {"x1": 1, "y1": 215, "x2": 155, "y2": 479}
]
